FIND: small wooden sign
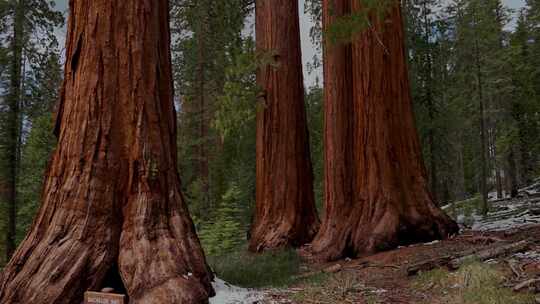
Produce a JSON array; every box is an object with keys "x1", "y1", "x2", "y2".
[{"x1": 84, "y1": 291, "x2": 126, "y2": 304}]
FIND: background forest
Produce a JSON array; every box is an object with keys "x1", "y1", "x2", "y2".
[{"x1": 0, "y1": 0, "x2": 539, "y2": 265}]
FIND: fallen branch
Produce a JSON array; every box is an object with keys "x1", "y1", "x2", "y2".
[
  {"x1": 407, "y1": 241, "x2": 530, "y2": 276},
  {"x1": 449, "y1": 240, "x2": 530, "y2": 270},
  {"x1": 507, "y1": 260, "x2": 524, "y2": 279},
  {"x1": 407, "y1": 256, "x2": 454, "y2": 276},
  {"x1": 292, "y1": 263, "x2": 344, "y2": 280},
  {"x1": 513, "y1": 278, "x2": 540, "y2": 292},
  {"x1": 465, "y1": 235, "x2": 505, "y2": 245},
  {"x1": 354, "y1": 261, "x2": 401, "y2": 271},
  {"x1": 406, "y1": 245, "x2": 482, "y2": 276}
]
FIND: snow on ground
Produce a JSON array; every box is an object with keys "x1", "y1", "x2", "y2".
[
  {"x1": 520, "y1": 178, "x2": 540, "y2": 196},
  {"x1": 471, "y1": 198, "x2": 540, "y2": 231},
  {"x1": 513, "y1": 250, "x2": 540, "y2": 263},
  {"x1": 210, "y1": 278, "x2": 265, "y2": 304}
]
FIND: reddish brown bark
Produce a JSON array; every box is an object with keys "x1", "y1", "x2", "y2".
[
  {"x1": 310, "y1": 0, "x2": 458, "y2": 262},
  {"x1": 0, "y1": 1, "x2": 214, "y2": 303},
  {"x1": 249, "y1": 0, "x2": 319, "y2": 252}
]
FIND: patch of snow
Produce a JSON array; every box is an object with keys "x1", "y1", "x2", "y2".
[
  {"x1": 519, "y1": 179, "x2": 540, "y2": 196},
  {"x1": 471, "y1": 198, "x2": 540, "y2": 231},
  {"x1": 423, "y1": 240, "x2": 440, "y2": 246},
  {"x1": 472, "y1": 213, "x2": 540, "y2": 231},
  {"x1": 488, "y1": 190, "x2": 509, "y2": 201},
  {"x1": 450, "y1": 283, "x2": 461, "y2": 289},
  {"x1": 373, "y1": 288, "x2": 387, "y2": 294},
  {"x1": 456, "y1": 214, "x2": 466, "y2": 225},
  {"x1": 210, "y1": 278, "x2": 265, "y2": 304},
  {"x1": 484, "y1": 259, "x2": 499, "y2": 265},
  {"x1": 513, "y1": 251, "x2": 540, "y2": 262}
]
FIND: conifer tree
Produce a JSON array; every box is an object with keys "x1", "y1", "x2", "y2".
[{"x1": 0, "y1": 0, "x2": 62, "y2": 260}]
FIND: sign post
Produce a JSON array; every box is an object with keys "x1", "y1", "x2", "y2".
[{"x1": 84, "y1": 291, "x2": 126, "y2": 304}]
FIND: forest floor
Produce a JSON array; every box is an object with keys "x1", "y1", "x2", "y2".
[
  {"x1": 209, "y1": 180, "x2": 540, "y2": 304},
  {"x1": 212, "y1": 182, "x2": 540, "y2": 304},
  {"x1": 263, "y1": 225, "x2": 540, "y2": 303},
  {"x1": 259, "y1": 182, "x2": 540, "y2": 304}
]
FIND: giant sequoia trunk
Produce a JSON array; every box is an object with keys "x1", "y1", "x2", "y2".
[
  {"x1": 310, "y1": 0, "x2": 458, "y2": 262},
  {"x1": 0, "y1": 1, "x2": 214, "y2": 303},
  {"x1": 249, "y1": 0, "x2": 319, "y2": 252}
]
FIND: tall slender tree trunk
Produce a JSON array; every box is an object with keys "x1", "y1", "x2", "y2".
[
  {"x1": 196, "y1": 11, "x2": 210, "y2": 204},
  {"x1": 422, "y1": 0, "x2": 438, "y2": 203},
  {"x1": 491, "y1": 127, "x2": 503, "y2": 199},
  {"x1": 518, "y1": 129, "x2": 532, "y2": 186},
  {"x1": 310, "y1": 0, "x2": 457, "y2": 262},
  {"x1": 0, "y1": 1, "x2": 214, "y2": 303},
  {"x1": 455, "y1": 143, "x2": 467, "y2": 200},
  {"x1": 249, "y1": 0, "x2": 319, "y2": 252},
  {"x1": 5, "y1": 0, "x2": 25, "y2": 261},
  {"x1": 507, "y1": 149, "x2": 518, "y2": 198},
  {"x1": 471, "y1": 7, "x2": 489, "y2": 215}
]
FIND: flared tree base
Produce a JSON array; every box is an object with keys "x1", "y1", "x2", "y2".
[
  {"x1": 308, "y1": 200, "x2": 459, "y2": 262},
  {"x1": 249, "y1": 217, "x2": 319, "y2": 252},
  {"x1": 0, "y1": 209, "x2": 215, "y2": 304}
]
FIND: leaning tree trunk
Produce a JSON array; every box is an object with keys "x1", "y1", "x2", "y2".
[
  {"x1": 0, "y1": 1, "x2": 214, "y2": 303},
  {"x1": 310, "y1": 0, "x2": 458, "y2": 262},
  {"x1": 249, "y1": 0, "x2": 319, "y2": 252}
]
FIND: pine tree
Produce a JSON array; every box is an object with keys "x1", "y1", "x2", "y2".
[
  {"x1": 17, "y1": 50, "x2": 62, "y2": 241},
  {"x1": 170, "y1": 0, "x2": 262, "y2": 255},
  {"x1": 406, "y1": 0, "x2": 442, "y2": 202},
  {"x1": 0, "y1": 0, "x2": 63, "y2": 260},
  {"x1": 170, "y1": 0, "x2": 254, "y2": 224},
  {"x1": 450, "y1": 0, "x2": 513, "y2": 210}
]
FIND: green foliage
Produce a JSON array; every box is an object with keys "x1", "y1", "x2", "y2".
[
  {"x1": 171, "y1": 0, "x2": 259, "y2": 256},
  {"x1": 207, "y1": 249, "x2": 302, "y2": 288},
  {"x1": 213, "y1": 38, "x2": 258, "y2": 141},
  {"x1": 1, "y1": 0, "x2": 539, "y2": 266},
  {"x1": 325, "y1": 0, "x2": 394, "y2": 44},
  {"x1": 17, "y1": 113, "x2": 56, "y2": 242},
  {"x1": 0, "y1": 0, "x2": 62, "y2": 261},
  {"x1": 0, "y1": 0, "x2": 64, "y2": 68},
  {"x1": 197, "y1": 183, "x2": 245, "y2": 256},
  {"x1": 406, "y1": 0, "x2": 540, "y2": 204},
  {"x1": 305, "y1": 85, "x2": 324, "y2": 211}
]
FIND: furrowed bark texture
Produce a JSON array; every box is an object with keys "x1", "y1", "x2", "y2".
[
  {"x1": 311, "y1": 0, "x2": 458, "y2": 262},
  {"x1": 0, "y1": 1, "x2": 214, "y2": 303},
  {"x1": 250, "y1": 0, "x2": 319, "y2": 252}
]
